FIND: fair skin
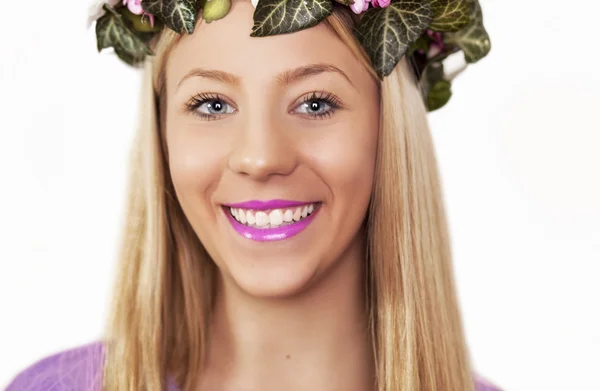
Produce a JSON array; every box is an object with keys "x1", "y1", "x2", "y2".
[{"x1": 165, "y1": 1, "x2": 379, "y2": 390}]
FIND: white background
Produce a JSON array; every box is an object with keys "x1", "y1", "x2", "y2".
[{"x1": 1, "y1": 0, "x2": 599, "y2": 390}]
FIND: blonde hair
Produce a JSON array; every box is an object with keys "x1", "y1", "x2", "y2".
[{"x1": 102, "y1": 7, "x2": 475, "y2": 391}]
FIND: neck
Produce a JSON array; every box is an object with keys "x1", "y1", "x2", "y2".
[{"x1": 201, "y1": 237, "x2": 375, "y2": 391}]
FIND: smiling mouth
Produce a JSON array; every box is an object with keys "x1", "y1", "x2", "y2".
[
  {"x1": 222, "y1": 201, "x2": 322, "y2": 242},
  {"x1": 226, "y1": 203, "x2": 320, "y2": 229}
]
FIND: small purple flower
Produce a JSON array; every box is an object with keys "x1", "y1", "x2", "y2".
[{"x1": 123, "y1": 0, "x2": 155, "y2": 27}]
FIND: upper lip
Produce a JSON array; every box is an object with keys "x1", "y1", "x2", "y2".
[{"x1": 223, "y1": 199, "x2": 318, "y2": 210}]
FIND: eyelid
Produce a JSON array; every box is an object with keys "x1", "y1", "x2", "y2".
[
  {"x1": 184, "y1": 90, "x2": 343, "y2": 121},
  {"x1": 186, "y1": 92, "x2": 237, "y2": 111},
  {"x1": 289, "y1": 91, "x2": 344, "y2": 120},
  {"x1": 289, "y1": 91, "x2": 344, "y2": 112},
  {"x1": 185, "y1": 92, "x2": 238, "y2": 120}
]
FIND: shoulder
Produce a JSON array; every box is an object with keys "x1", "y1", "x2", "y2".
[
  {"x1": 474, "y1": 372, "x2": 503, "y2": 391},
  {"x1": 5, "y1": 341, "x2": 105, "y2": 391}
]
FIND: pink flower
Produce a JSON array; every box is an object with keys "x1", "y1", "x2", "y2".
[
  {"x1": 371, "y1": 0, "x2": 390, "y2": 7},
  {"x1": 123, "y1": 0, "x2": 155, "y2": 27},
  {"x1": 350, "y1": 0, "x2": 370, "y2": 14},
  {"x1": 426, "y1": 29, "x2": 445, "y2": 58}
]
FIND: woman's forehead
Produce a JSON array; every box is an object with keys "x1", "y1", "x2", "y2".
[{"x1": 166, "y1": 0, "x2": 365, "y2": 88}]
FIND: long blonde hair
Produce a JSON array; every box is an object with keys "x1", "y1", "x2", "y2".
[{"x1": 102, "y1": 6, "x2": 475, "y2": 391}]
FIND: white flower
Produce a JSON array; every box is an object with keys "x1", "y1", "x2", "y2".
[
  {"x1": 87, "y1": 0, "x2": 121, "y2": 28},
  {"x1": 251, "y1": 0, "x2": 259, "y2": 8}
]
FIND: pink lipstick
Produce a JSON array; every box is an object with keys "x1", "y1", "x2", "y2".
[
  {"x1": 223, "y1": 200, "x2": 321, "y2": 242},
  {"x1": 225, "y1": 199, "x2": 313, "y2": 210}
]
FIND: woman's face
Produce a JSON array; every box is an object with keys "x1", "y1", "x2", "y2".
[{"x1": 165, "y1": 0, "x2": 379, "y2": 298}]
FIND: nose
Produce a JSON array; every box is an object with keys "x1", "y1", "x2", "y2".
[{"x1": 227, "y1": 112, "x2": 298, "y2": 181}]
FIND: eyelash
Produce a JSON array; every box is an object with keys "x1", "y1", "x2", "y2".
[
  {"x1": 297, "y1": 91, "x2": 342, "y2": 119},
  {"x1": 183, "y1": 91, "x2": 343, "y2": 121},
  {"x1": 184, "y1": 92, "x2": 233, "y2": 121}
]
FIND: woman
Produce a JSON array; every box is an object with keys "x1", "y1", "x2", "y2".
[{"x1": 6, "y1": 0, "x2": 499, "y2": 390}]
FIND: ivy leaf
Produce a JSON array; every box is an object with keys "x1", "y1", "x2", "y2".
[
  {"x1": 354, "y1": 0, "x2": 433, "y2": 78},
  {"x1": 419, "y1": 59, "x2": 442, "y2": 94},
  {"x1": 142, "y1": 0, "x2": 198, "y2": 34},
  {"x1": 428, "y1": 0, "x2": 471, "y2": 32},
  {"x1": 251, "y1": 0, "x2": 333, "y2": 37},
  {"x1": 96, "y1": 5, "x2": 153, "y2": 66},
  {"x1": 408, "y1": 34, "x2": 430, "y2": 55},
  {"x1": 427, "y1": 79, "x2": 452, "y2": 111},
  {"x1": 333, "y1": 0, "x2": 354, "y2": 5},
  {"x1": 418, "y1": 60, "x2": 452, "y2": 111},
  {"x1": 445, "y1": 0, "x2": 491, "y2": 63}
]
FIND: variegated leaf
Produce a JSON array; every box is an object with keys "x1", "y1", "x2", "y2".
[
  {"x1": 96, "y1": 5, "x2": 153, "y2": 66},
  {"x1": 445, "y1": 0, "x2": 490, "y2": 63},
  {"x1": 142, "y1": 0, "x2": 198, "y2": 34},
  {"x1": 429, "y1": 0, "x2": 471, "y2": 32},
  {"x1": 355, "y1": 0, "x2": 433, "y2": 78},
  {"x1": 251, "y1": 0, "x2": 333, "y2": 37}
]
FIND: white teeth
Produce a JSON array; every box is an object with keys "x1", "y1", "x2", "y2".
[
  {"x1": 229, "y1": 203, "x2": 318, "y2": 228},
  {"x1": 283, "y1": 209, "x2": 294, "y2": 222},
  {"x1": 255, "y1": 211, "x2": 269, "y2": 227},
  {"x1": 246, "y1": 211, "x2": 255, "y2": 225},
  {"x1": 269, "y1": 209, "x2": 283, "y2": 225},
  {"x1": 293, "y1": 207, "x2": 302, "y2": 221}
]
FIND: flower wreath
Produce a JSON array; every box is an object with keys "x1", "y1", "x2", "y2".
[{"x1": 90, "y1": 0, "x2": 491, "y2": 111}]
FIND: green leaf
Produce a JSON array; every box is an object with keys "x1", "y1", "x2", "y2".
[
  {"x1": 428, "y1": 0, "x2": 471, "y2": 32},
  {"x1": 418, "y1": 59, "x2": 441, "y2": 94},
  {"x1": 408, "y1": 35, "x2": 430, "y2": 55},
  {"x1": 121, "y1": 6, "x2": 163, "y2": 33},
  {"x1": 203, "y1": 0, "x2": 231, "y2": 23},
  {"x1": 354, "y1": 0, "x2": 433, "y2": 78},
  {"x1": 251, "y1": 0, "x2": 333, "y2": 37},
  {"x1": 445, "y1": 0, "x2": 491, "y2": 63},
  {"x1": 96, "y1": 5, "x2": 153, "y2": 66},
  {"x1": 418, "y1": 60, "x2": 451, "y2": 111},
  {"x1": 142, "y1": 0, "x2": 198, "y2": 34},
  {"x1": 423, "y1": 60, "x2": 445, "y2": 85},
  {"x1": 427, "y1": 79, "x2": 452, "y2": 111},
  {"x1": 333, "y1": 0, "x2": 354, "y2": 5}
]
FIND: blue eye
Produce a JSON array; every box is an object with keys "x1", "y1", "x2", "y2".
[
  {"x1": 295, "y1": 100, "x2": 333, "y2": 116},
  {"x1": 186, "y1": 93, "x2": 236, "y2": 120},
  {"x1": 185, "y1": 91, "x2": 342, "y2": 120},
  {"x1": 197, "y1": 99, "x2": 235, "y2": 115},
  {"x1": 293, "y1": 91, "x2": 341, "y2": 119}
]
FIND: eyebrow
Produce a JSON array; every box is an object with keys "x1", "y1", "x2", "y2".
[
  {"x1": 276, "y1": 64, "x2": 356, "y2": 89},
  {"x1": 176, "y1": 63, "x2": 356, "y2": 91}
]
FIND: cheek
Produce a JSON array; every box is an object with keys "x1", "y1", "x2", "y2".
[
  {"x1": 305, "y1": 114, "x2": 379, "y2": 203},
  {"x1": 166, "y1": 117, "x2": 228, "y2": 213}
]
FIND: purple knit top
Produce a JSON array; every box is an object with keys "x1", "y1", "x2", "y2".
[{"x1": 4, "y1": 342, "x2": 501, "y2": 391}]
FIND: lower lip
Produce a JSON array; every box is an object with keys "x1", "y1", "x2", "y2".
[{"x1": 224, "y1": 206, "x2": 320, "y2": 242}]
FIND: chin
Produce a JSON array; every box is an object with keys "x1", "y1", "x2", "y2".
[{"x1": 221, "y1": 252, "x2": 323, "y2": 299}]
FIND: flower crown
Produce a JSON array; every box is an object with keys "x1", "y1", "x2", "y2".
[{"x1": 90, "y1": 0, "x2": 491, "y2": 111}]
